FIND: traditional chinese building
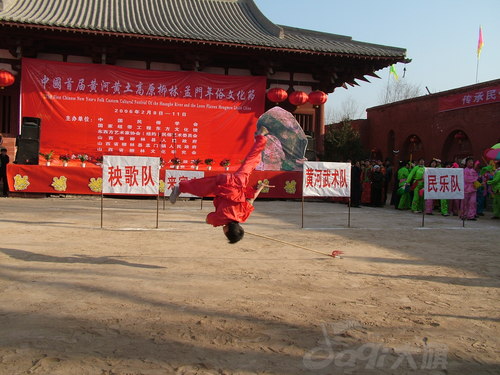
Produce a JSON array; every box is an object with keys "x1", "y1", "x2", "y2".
[
  {"x1": 0, "y1": 0, "x2": 406, "y2": 162},
  {"x1": 362, "y1": 79, "x2": 500, "y2": 164}
]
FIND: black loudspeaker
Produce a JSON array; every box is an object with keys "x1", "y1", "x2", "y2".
[
  {"x1": 20, "y1": 117, "x2": 41, "y2": 140},
  {"x1": 15, "y1": 117, "x2": 41, "y2": 164},
  {"x1": 15, "y1": 138, "x2": 39, "y2": 165}
]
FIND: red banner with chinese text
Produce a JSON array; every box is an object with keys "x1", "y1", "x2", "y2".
[
  {"x1": 7, "y1": 164, "x2": 303, "y2": 198},
  {"x1": 21, "y1": 58, "x2": 266, "y2": 169},
  {"x1": 438, "y1": 84, "x2": 500, "y2": 112}
]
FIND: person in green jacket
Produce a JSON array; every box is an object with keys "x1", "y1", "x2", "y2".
[
  {"x1": 397, "y1": 161, "x2": 411, "y2": 210},
  {"x1": 487, "y1": 161, "x2": 500, "y2": 219},
  {"x1": 405, "y1": 158, "x2": 425, "y2": 213}
]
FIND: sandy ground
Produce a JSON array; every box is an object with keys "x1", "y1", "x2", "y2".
[{"x1": 0, "y1": 195, "x2": 498, "y2": 375}]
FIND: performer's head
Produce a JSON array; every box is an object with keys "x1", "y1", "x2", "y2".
[
  {"x1": 223, "y1": 221, "x2": 244, "y2": 244},
  {"x1": 465, "y1": 157, "x2": 474, "y2": 168}
]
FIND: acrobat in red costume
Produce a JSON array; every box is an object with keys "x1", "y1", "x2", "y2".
[{"x1": 169, "y1": 128, "x2": 270, "y2": 243}]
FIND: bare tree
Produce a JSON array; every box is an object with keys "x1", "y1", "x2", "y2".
[
  {"x1": 324, "y1": 120, "x2": 368, "y2": 162},
  {"x1": 329, "y1": 96, "x2": 365, "y2": 123},
  {"x1": 380, "y1": 79, "x2": 422, "y2": 104}
]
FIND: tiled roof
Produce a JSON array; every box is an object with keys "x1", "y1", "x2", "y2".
[{"x1": 0, "y1": 0, "x2": 406, "y2": 59}]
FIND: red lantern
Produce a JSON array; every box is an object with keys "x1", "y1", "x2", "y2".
[
  {"x1": 289, "y1": 91, "x2": 309, "y2": 106},
  {"x1": 266, "y1": 87, "x2": 288, "y2": 104},
  {"x1": 454, "y1": 131, "x2": 467, "y2": 145},
  {"x1": 0, "y1": 70, "x2": 15, "y2": 89},
  {"x1": 308, "y1": 90, "x2": 328, "y2": 108}
]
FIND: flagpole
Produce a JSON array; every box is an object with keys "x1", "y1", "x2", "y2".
[
  {"x1": 476, "y1": 57, "x2": 479, "y2": 83},
  {"x1": 476, "y1": 26, "x2": 483, "y2": 84},
  {"x1": 385, "y1": 67, "x2": 390, "y2": 103}
]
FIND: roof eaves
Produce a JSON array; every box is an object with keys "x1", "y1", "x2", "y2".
[{"x1": 0, "y1": 21, "x2": 405, "y2": 61}]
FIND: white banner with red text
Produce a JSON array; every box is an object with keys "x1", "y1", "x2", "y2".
[
  {"x1": 102, "y1": 156, "x2": 160, "y2": 194},
  {"x1": 424, "y1": 168, "x2": 464, "y2": 199},
  {"x1": 164, "y1": 170, "x2": 205, "y2": 197},
  {"x1": 302, "y1": 162, "x2": 351, "y2": 197}
]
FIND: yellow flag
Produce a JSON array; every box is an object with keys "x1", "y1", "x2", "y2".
[{"x1": 389, "y1": 65, "x2": 399, "y2": 80}]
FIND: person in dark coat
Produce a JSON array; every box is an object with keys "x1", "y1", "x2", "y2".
[
  {"x1": 0, "y1": 147, "x2": 10, "y2": 196},
  {"x1": 350, "y1": 161, "x2": 362, "y2": 207},
  {"x1": 370, "y1": 164, "x2": 385, "y2": 207},
  {"x1": 383, "y1": 159, "x2": 393, "y2": 204}
]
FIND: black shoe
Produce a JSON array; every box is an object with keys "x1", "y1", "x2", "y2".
[{"x1": 169, "y1": 185, "x2": 180, "y2": 204}]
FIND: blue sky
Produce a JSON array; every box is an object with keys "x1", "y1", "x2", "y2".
[{"x1": 253, "y1": 0, "x2": 500, "y2": 121}]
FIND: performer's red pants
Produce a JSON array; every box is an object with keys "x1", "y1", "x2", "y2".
[{"x1": 179, "y1": 135, "x2": 266, "y2": 197}]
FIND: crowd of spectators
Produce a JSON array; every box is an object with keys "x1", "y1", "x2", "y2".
[{"x1": 349, "y1": 157, "x2": 500, "y2": 220}]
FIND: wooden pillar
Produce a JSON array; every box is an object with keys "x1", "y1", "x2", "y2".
[
  {"x1": 0, "y1": 77, "x2": 20, "y2": 136},
  {"x1": 316, "y1": 104, "x2": 325, "y2": 155}
]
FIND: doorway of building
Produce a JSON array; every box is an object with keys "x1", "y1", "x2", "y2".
[
  {"x1": 403, "y1": 134, "x2": 424, "y2": 162},
  {"x1": 442, "y1": 130, "x2": 472, "y2": 164}
]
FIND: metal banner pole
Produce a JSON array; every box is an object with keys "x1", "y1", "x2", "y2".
[
  {"x1": 156, "y1": 192, "x2": 160, "y2": 229},
  {"x1": 201, "y1": 198, "x2": 203, "y2": 210},
  {"x1": 301, "y1": 168, "x2": 305, "y2": 229},
  {"x1": 459, "y1": 205, "x2": 465, "y2": 227},
  {"x1": 163, "y1": 168, "x2": 166, "y2": 210},
  {"x1": 301, "y1": 195, "x2": 305, "y2": 228},
  {"x1": 100, "y1": 192, "x2": 104, "y2": 229},
  {"x1": 348, "y1": 198, "x2": 351, "y2": 228}
]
